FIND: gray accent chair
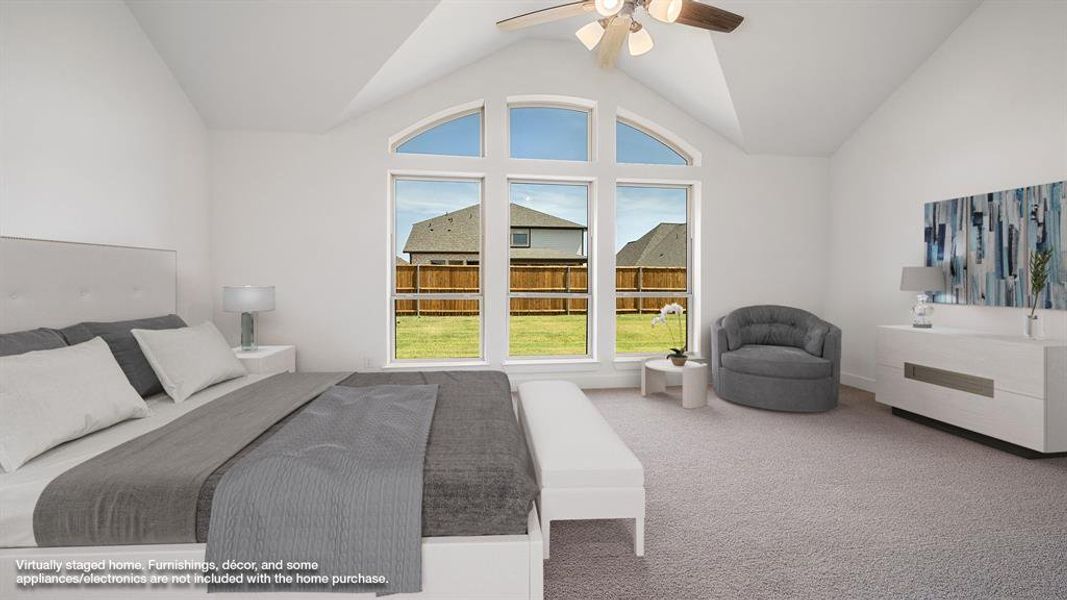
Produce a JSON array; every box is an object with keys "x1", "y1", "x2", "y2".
[{"x1": 711, "y1": 305, "x2": 841, "y2": 413}]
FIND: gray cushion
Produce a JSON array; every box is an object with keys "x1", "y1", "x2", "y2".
[
  {"x1": 59, "y1": 315, "x2": 187, "y2": 397},
  {"x1": 722, "y1": 305, "x2": 830, "y2": 356},
  {"x1": 720, "y1": 345, "x2": 832, "y2": 380},
  {"x1": 0, "y1": 328, "x2": 67, "y2": 357}
]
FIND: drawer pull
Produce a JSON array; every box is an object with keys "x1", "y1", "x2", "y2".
[{"x1": 904, "y1": 362, "x2": 994, "y2": 397}]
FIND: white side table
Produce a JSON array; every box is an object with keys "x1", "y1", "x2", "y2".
[
  {"x1": 233, "y1": 345, "x2": 296, "y2": 374},
  {"x1": 641, "y1": 359, "x2": 708, "y2": 409}
]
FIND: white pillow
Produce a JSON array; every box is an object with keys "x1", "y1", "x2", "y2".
[
  {"x1": 132, "y1": 321, "x2": 246, "y2": 403},
  {"x1": 0, "y1": 337, "x2": 149, "y2": 472}
]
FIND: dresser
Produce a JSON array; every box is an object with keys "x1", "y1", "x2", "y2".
[{"x1": 875, "y1": 326, "x2": 1067, "y2": 455}]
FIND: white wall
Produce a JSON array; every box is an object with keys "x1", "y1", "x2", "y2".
[
  {"x1": 825, "y1": 0, "x2": 1067, "y2": 388},
  {"x1": 0, "y1": 0, "x2": 212, "y2": 324},
  {"x1": 210, "y1": 39, "x2": 830, "y2": 385}
]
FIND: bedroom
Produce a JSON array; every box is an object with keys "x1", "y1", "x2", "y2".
[{"x1": 0, "y1": 0, "x2": 1064, "y2": 598}]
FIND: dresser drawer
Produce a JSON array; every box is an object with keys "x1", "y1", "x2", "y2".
[
  {"x1": 876, "y1": 364, "x2": 1046, "y2": 451},
  {"x1": 876, "y1": 327, "x2": 1046, "y2": 398}
]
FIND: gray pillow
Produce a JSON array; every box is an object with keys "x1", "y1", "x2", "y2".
[
  {"x1": 59, "y1": 315, "x2": 187, "y2": 397},
  {"x1": 0, "y1": 328, "x2": 67, "y2": 357}
]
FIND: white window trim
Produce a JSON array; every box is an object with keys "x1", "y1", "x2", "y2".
[
  {"x1": 616, "y1": 107, "x2": 702, "y2": 167},
  {"x1": 387, "y1": 171, "x2": 487, "y2": 365},
  {"x1": 506, "y1": 176, "x2": 596, "y2": 361},
  {"x1": 389, "y1": 99, "x2": 486, "y2": 158},
  {"x1": 506, "y1": 95, "x2": 597, "y2": 163},
  {"x1": 613, "y1": 179, "x2": 700, "y2": 359}
]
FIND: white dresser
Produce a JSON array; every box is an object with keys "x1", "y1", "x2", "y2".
[{"x1": 875, "y1": 326, "x2": 1067, "y2": 454}]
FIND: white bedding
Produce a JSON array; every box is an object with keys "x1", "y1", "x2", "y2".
[{"x1": 0, "y1": 374, "x2": 271, "y2": 548}]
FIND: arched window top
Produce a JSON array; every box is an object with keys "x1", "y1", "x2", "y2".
[
  {"x1": 509, "y1": 104, "x2": 591, "y2": 162},
  {"x1": 615, "y1": 108, "x2": 698, "y2": 166},
  {"x1": 392, "y1": 102, "x2": 483, "y2": 157}
]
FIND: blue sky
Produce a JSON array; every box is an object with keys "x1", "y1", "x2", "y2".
[{"x1": 394, "y1": 110, "x2": 688, "y2": 258}]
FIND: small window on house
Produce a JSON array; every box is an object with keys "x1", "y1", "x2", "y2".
[
  {"x1": 511, "y1": 229, "x2": 531, "y2": 248},
  {"x1": 395, "y1": 111, "x2": 482, "y2": 157},
  {"x1": 509, "y1": 106, "x2": 590, "y2": 161},
  {"x1": 616, "y1": 120, "x2": 689, "y2": 165}
]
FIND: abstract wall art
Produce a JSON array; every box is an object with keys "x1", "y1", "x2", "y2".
[{"x1": 923, "y1": 180, "x2": 1065, "y2": 310}]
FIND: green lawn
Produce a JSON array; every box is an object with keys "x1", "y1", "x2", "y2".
[{"x1": 395, "y1": 313, "x2": 687, "y2": 359}]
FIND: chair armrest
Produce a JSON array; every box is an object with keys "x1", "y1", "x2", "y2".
[
  {"x1": 710, "y1": 317, "x2": 729, "y2": 386},
  {"x1": 822, "y1": 325, "x2": 842, "y2": 383}
]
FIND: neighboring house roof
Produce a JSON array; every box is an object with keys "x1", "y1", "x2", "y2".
[
  {"x1": 616, "y1": 223, "x2": 687, "y2": 267},
  {"x1": 396, "y1": 256, "x2": 409, "y2": 265},
  {"x1": 404, "y1": 203, "x2": 585, "y2": 254}
]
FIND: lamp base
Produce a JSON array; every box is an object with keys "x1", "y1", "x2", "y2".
[
  {"x1": 911, "y1": 293, "x2": 934, "y2": 329},
  {"x1": 240, "y1": 312, "x2": 257, "y2": 352}
]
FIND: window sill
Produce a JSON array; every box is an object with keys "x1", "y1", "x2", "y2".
[
  {"x1": 503, "y1": 357, "x2": 599, "y2": 369},
  {"x1": 383, "y1": 360, "x2": 490, "y2": 370}
]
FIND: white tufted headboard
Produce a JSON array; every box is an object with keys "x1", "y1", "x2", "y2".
[{"x1": 0, "y1": 236, "x2": 177, "y2": 333}]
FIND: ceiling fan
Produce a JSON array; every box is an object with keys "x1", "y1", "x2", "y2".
[{"x1": 497, "y1": 0, "x2": 744, "y2": 69}]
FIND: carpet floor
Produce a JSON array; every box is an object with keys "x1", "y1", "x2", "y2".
[{"x1": 543, "y1": 385, "x2": 1067, "y2": 600}]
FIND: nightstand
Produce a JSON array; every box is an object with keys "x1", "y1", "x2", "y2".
[{"x1": 232, "y1": 345, "x2": 296, "y2": 374}]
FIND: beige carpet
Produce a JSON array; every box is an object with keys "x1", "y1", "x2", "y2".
[{"x1": 543, "y1": 386, "x2": 1067, "y2": 600}]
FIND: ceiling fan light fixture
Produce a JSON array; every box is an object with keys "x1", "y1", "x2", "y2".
[
  {"x1": 628, "y1": 22, "x2": 654, "y2": 56},
  {"x1": 647, "y1": 0, "x2": 682, "y2": 23},
  {"x1": 575, "y1": 20, "x2": 606, "y2": 50},
  {"x1": 595, "y1": 0, "x2": 624, "y2": 17}
]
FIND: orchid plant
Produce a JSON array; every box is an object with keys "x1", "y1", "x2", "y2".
[{"x1": 651, "y1": 302, "x2": 686, "y2": 358}]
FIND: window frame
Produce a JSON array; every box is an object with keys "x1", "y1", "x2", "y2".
[
  {"x1": 388, "y1": 172, "x2": 486, "y2": 364},
  {"x1": 510, "y1": 228, "x2": 531, "y2": 248},
  {"x1": 506, "y1": 96, "x2": 596, "y2": 163},
  {"x1": 506, "y1": 176, "x2": 596, "y2": 361},
  {"x1": 613, "y1": 181, "x2": 695, "y2": 358},
  {"x1": 389, "y1": 101, "x2": 485, "y2": 158}
]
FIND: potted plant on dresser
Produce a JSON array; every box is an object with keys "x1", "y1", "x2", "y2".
[{"x1": 1026, "y1": 249, "x2": 1052, "y2": 339}]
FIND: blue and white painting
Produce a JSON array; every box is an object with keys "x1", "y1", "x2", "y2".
[
  {"x1": 924, "y1": 181, "x2": 1065, "y2": 310},
  {"x1": 924, "y1": 197, "x2": 968, "y2": 304}
]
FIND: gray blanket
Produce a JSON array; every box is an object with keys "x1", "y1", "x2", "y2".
[
  {"x1": 33, "y1": 372, "x2": 348, "y2": 546},
  {"x1": 205, "y1": 384, "x2": 438, "y2": 595}
]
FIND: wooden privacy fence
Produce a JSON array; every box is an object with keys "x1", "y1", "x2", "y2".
[{"x1": 396, "y1": 265, "x2": 687, "y2": 316}]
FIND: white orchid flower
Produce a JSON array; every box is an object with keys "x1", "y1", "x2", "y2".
[{"x1": 661, "y1": 303, "x2": 685, "y2": 315}]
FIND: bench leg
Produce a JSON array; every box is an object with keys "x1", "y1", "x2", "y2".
[
  {"x1": 542, "y1": 516, "x2": 551, "y2": 560},
  {"x1": 635, "y1": 510, "x2": 645, "y2": 556}
]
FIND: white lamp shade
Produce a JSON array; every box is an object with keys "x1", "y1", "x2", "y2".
[
  {"x1": 576, "y1": 20, "x2": 605, "y2": 50},
  {"x1": 899, "y1": 267, "x2": 945, "y2": 292},
  {"x1": 628, "y1": 25, "x2": 654, "y2": 56},
  {"x1": 648, "y1": 0, "x2": 682, "y2": 23},
  {"x1": 595, "y1": 0, "x2": 623, "y2": 17},
  {"x1": 223, "y1": 286, "x2": 275, "y2": 313}
]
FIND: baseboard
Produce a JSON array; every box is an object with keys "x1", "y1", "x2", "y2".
[
  {"x1": 841, "y1": 371, "x2": 876, "y2": 392},
  {"x1": 891, "y1": 407, "x2": 1067, "y2": 460}
]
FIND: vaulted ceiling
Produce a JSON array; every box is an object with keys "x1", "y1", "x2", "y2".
[{"x1": 128, "y1": 0, "x2": 980, "y2": 156}]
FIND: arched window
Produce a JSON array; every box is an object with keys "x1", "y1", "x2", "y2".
[
  {"x1": 616, "y1": 120, "x2": 690, "y2": 165},
  {"x1": 394, "y1": 110, "x2": 482, "y2": 157},
  {"x1": 509, "y1": 105, "x2": 590, "y2": 161}
]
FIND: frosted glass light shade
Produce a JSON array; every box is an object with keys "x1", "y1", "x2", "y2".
[
  {"x1": 648, "y1": 0, "x2": 682, "y2": 23},
  {"x1": 576, "y1": 21, "x2": 605, "y2": 50},
  {"x1": 223, "y1": 285, "x2": 276, "y2": 313},
  {"x1": 595, "y1": 0, "x2": 623, "y2": 17},
  {"x1": 628, "y1": 25, "x2": 654, "y2": 56}
]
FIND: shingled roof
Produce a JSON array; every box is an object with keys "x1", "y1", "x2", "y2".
[
  {"x1": 615, "y1": 223, "x2": 687, "y2": 267},
  {"x1": 403, "y1": 203, "x2": 585, "y2": 254}
]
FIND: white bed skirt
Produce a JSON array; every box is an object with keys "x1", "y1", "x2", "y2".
[{"x1": 0, "y1": 508, "x2": 544, "y2": 600}]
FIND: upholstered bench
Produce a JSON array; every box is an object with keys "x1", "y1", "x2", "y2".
[{"x1": 516, "y1": 380, "x2": 645, "y2": 559}]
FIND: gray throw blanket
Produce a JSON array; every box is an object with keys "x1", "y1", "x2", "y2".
[{"x1": 205, "y1": 384, "x2": 438, "y2": 595}]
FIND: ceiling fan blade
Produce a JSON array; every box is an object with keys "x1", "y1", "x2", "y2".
[
  {"x1": 675, "y1": 1, "x2": 744, "y2": 33},
  {"x1": 497, "y1": 1, "x2": 595, "y2": 31},
  {"x1": 597, "y1": 14, "x2": 631, "y2": 69}
]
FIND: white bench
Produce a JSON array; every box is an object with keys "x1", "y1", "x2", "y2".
[{"x1": 517, "y1": 380, "x2": 645, "y2": 560}]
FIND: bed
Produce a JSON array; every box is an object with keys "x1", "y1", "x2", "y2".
[{"x1": 0, "y1": 237, "x2": 545, "y2": 599}]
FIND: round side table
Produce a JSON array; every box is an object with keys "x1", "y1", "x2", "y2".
[{"x1": 640, "y1": 359, "x2": 708, "y2": 409}]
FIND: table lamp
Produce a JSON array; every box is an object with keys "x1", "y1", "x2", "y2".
[
  {"x1": 223, "y1": 285, "x2": 275, "y2": 351},
  {"x1": 899, "y1": 267, "x2": 944, "y2": 328}
]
